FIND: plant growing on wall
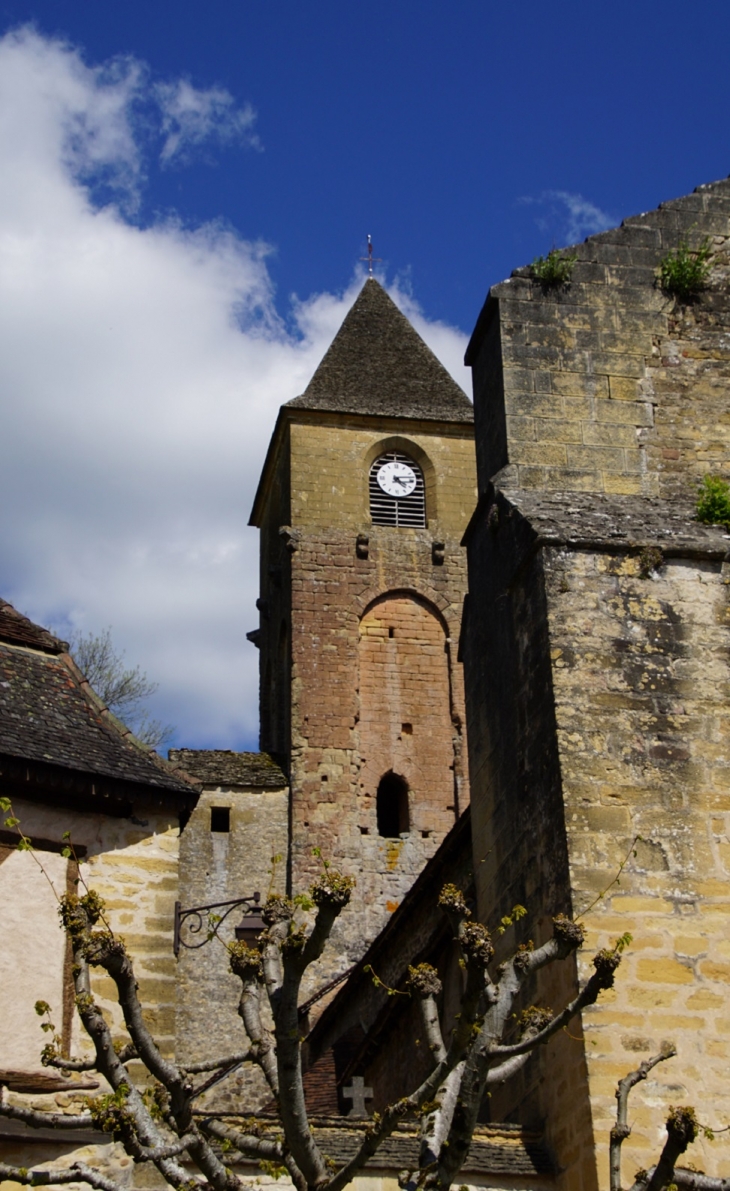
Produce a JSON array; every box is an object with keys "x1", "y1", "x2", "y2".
[
  {"x1": 531, "y1": 248, "x2": 578, "y2": 288},
  {"x1": 696, "y1": 474, "x2": 730, "y2": 529},
  {"x1": 659, "y1": 235, "x2": 712, "y2": 301}
]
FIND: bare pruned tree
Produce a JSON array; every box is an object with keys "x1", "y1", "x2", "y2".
[
  {"x1": 68, "y1": 627, "x2": 174, "y2": 751},
  {"x1": 0, "y1": 865, "x2": 724, "y2": 1191}
]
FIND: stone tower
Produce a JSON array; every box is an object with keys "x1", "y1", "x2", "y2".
[{"x1": 250, "y1": 279, "x2": 476, "y2": 975}]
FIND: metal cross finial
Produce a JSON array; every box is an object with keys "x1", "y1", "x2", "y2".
[
  {"x1": 342, "y1": 1075, "x2": 373, "y2": 1118},
  {"x1": 360, "y1": 234, "x2": 382, "y2": 276}
]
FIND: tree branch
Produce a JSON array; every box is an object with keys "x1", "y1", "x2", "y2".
[
  {"x1": 130, "y1": 1135, "x2": 198, "y2": 1163},
  {"x1": 189, "y1": 1068, "x2": 242, "y2": 1103},
  {"x1": 183, "y1": 1051, "x2": 253, "y2": 1075},
  {"x1": 84, "y1": 932, "x2": 184, "y2": 1096},
  {"x1": 637, "y1": 1172, "x2": 730, "y2": 1191},
  {"x1": 43, "y1": 1045, "x2": 137, "y2": 1072},
  {"x1": 0, "y1": 1163, "x2": 127, "y2": 1191},
  {"x1": 434, "y1": 916, "x2": 591, "y2": 1191},
  {"x1": 230, "y1": 961, "x2": 279, "y2": 1098},
  {"x1": 611, "y1": 1049, "x2": 676, "y2": 1191},
  {"x1": 491, "y1": 963, "x2": 618, "y2": 1060},
  {"x1": 484, "y1": 1050, "x2": 532, "y2": 1085},
  {"x1": 200, "y1": 1118, "x2": 287, "y2": 1162},
  {"x1": 0, "y1": 1098, "x2": 93, "y2": 1131},
  {"x1": 274, "y1": 899, "x2": 342, "y2": 1189},
  {"x1": 644, "y1": 1107, "x2": 700, "y2": 1191},
  {"x1": 64, "y1": 925, "x2": 197, "y2": 1191},
  {"x1": 419, "y1": 993, "x2": 447, "y2": 1064}
]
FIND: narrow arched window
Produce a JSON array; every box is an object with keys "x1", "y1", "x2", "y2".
[
  {"x1": 376, "y1": 771, "x2": 410, "y2": 837},
  {"x1": 369, "y1": 451, "x2": 425, "y2": 527}
]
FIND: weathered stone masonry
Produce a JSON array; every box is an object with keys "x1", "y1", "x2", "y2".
[
  {"x1": 463, "y1": 177, "x2": 730, "y2": 1190},
  {"x1": 251, "y1": 280, "x2": 477, "y2": 981}
]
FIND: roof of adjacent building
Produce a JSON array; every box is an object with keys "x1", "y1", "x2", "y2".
[
  {"x1": 0, "y1": 599, "x2": 195, "y2": 800},
  {"x1": 0, "y1": 599, "x2": 66, "y2": 653},
  {"x1": 168, "y1": 748, "x2": 287, "y2": 788},
  {"x1": 227, "y1": 1119, "x2": 553, "y2": 1181},
  {"x1": 286, "y1": 278, "x2": 473, "y2": 424}
]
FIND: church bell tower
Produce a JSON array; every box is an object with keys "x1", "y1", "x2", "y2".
[{"x1": 250, "y1": 279, "x2": 476, "y2": 973}]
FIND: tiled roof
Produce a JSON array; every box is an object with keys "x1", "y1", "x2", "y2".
[
  {"x1": 307, "y1": 1122, "x2": 554, "y2": 1179},
  {"x1": 0, "y1": 600, "x2": 66, "y2": 653},
  {"x1": 226, "y1": 1119, "x2": 554, "y2": 1180},
  {"x1": 0, "y1": 601, "x2": 195, "y2": 799},
  {"x1": 0, "y1": 1069, "x2": 99, "y2": 1094},
  {"x1": 286, "y1": 279, "x2": 473, "y2": 424},
  {"x1": 168, "y1": 748, "x2": 287, "y2": 788}
]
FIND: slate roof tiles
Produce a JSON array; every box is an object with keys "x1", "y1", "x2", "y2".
[
  {"x1": 0, "y1": 600, "x2": 194, "y2": 798},
  {"x1": 167, "y1": 748, "x2": 287, "y2": 788},
  {"x1": 287, "y1": 279, "x2": 473, "y2": 424}
]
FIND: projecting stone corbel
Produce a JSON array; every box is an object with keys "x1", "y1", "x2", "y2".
[{"x1": 279, "y1": 525, "x2": 300, "y2": 552}]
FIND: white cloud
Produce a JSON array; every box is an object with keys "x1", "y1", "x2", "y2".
[
  {"x1": 155, "y1": 79, "x2": 259, "y2": 165},
  {"x1": 519, "y1": 189, "x2": 615, "y2": 247},
  {"x1": 0, "y1": 28, "x2": 470, "y2": 751}
]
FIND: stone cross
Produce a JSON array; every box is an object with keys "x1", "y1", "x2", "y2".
[{"x1": 342, "y1": 1075, "x2": 373, "y2": 1118}]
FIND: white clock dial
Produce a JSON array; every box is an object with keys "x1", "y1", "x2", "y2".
[{"x1": 377, "y1": 460, "x2": 417, "y2": 498}]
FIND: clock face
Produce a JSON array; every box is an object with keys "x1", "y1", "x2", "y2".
[{"x1": 377, "y1": 460, "x2": 417, "y2": 498}]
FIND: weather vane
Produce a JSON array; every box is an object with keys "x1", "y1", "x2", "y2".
[{"x1": 360, "y1": 234, "x2": 382, "y2": 276}]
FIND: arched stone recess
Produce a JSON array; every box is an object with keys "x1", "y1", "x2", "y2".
[
  {"x1": 362, "y1": 436, "x2": 438, "y2": 524},
  {"x1": 357, "y1": 590, "x2": 462, "y2": 838},
  {"x1": 353, "y1": 581, "x2": 455, "y2": 627}
]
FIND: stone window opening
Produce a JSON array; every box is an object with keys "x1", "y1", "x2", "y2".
[
  {"x1": 376, "y1": 771, "x2": 410, "y2": 838},
  {"x1": 210, "y1": 806, "x2": 231, "y2": 833},
  {"x1": 369, "y1": 451, "x2": 426, "y2": 527}
]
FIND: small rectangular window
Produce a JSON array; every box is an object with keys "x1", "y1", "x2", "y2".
[{"x1": 210, "y1": 807, "x2": 230, "y2": 833}]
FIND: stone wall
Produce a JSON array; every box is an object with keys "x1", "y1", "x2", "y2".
[
  {"x1": 0, "y1": 795, "x2": 181, "y2": 1067},
  {"x1": 175, "y1": 780, "x2": 288, "y2": 1109},
  {"x1": 461, "y1": 499, "x2": 593, "y2": 1186},
  {"x1": 254, "y1": 412, "x2": 475, "y2": 989},
  {"x1": 545, "y1": 543, "x2": 730, "y2": 1188},
  {"x1": 468, "y1": 178, "x2": 730, "y2": 502},
  {"x1": 359, "y1": 593, "x2": 459, "y2": 846},
  {"x1": 463, "y1": 177, "x2": 730, "y2": 1188},
  {"x1": 0, "y1": 793, "x2": 182, "y2": 1183}
]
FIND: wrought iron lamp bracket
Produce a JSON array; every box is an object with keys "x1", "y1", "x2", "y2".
[{"x1": 173, "y1": 892, "x2": 262, "y2": 956}]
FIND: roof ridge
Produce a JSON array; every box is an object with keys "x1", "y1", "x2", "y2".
[
  {"x1": 0, "y1": 599, "x2": 67, "y2": 654},
  {"x1": 60, "y1": 652, "x2": 200, "y2": 789}
]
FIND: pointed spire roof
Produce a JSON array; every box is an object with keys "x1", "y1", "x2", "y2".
[{"x1": 287, "y1": 279, "x2": 473, "y2": 423}]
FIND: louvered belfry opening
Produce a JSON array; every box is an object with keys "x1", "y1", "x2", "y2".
[{"x1": 369, "y1": 451, "x2": 426, "y2": 527}]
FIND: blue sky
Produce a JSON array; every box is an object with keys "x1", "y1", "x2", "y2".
[{"x1": 0, "y1": 0, "x2": 728, "y2": 749}]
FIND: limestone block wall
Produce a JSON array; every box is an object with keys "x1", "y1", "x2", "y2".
[
  {"x1": 0, "y1": 795, "x2": 180, "y2": 1063},
  {"x1": 544, "y1": 544, "x2": 730, "y2": 1187},
  {"x1": 0, "y1": 841, "x2": 69, "y2": 1069},
  {"x1": 175, "y1": 782, "x2": 288, "y2": 1109},
  {"x1": 463, "y1": 177, "x2": 730, "y2": 1188},
  {"x1": 468, "y1": 178, "x2": 730, "y2": 502}
]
